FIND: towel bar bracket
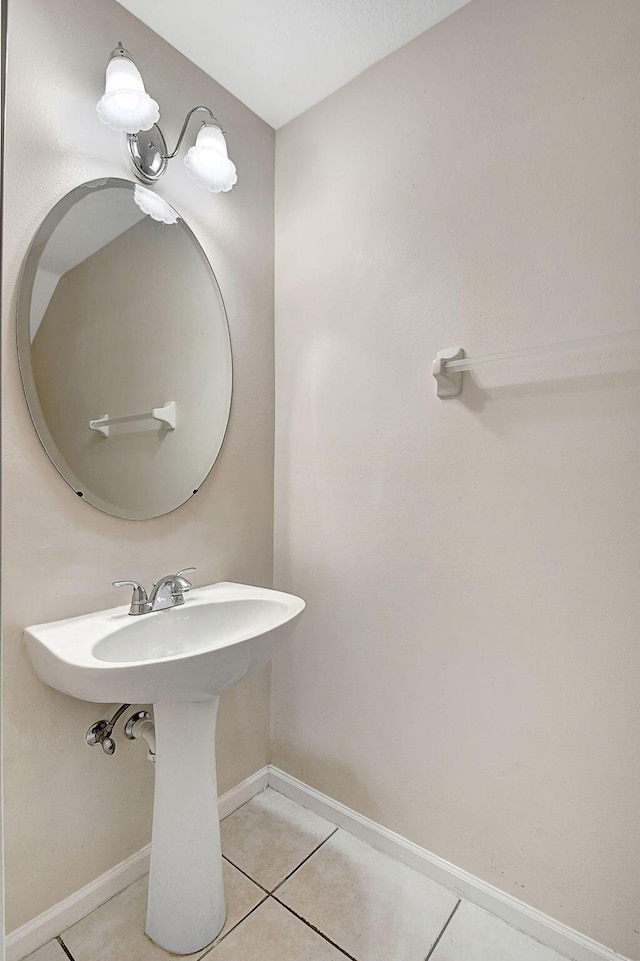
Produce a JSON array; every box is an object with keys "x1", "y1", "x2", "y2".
[{"x1": 433, "y1": 348, "x2": 464, "y2": 398}]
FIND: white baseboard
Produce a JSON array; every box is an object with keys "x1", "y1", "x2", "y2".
[
  {"x1": 268, "y1": 766, "x2": 630, "y2": 961},
  {"x1": 4, "y1": 846, "x2": 151, "y2": 961},
  {"x1": 4, "y1": 766, "x2": 269, "y2": 961},
  {"x1": 6, "y1": 763, "x2": 629, "y2": 961},
  {"x1": 219, "y1": 765, "x2": 269, "y2": 820}
]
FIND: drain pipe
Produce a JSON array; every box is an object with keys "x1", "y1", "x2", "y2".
[{"x1": 125, "y1": 710, "x2": 156, "y2": 763}]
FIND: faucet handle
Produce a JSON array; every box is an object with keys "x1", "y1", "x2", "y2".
[
  {"x1": 174, "y1": 568, "x2": 195, "y2": 591},
  {"x1": 113, "y1": 579, "x2": 147, "y2": 597},
  {"x1": 112, "y1": 580, "x2": 149, "y2": 615}
]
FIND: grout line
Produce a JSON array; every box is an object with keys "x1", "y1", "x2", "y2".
[
  {"x1": 424, "y1": 900, "x2": 461, "y2": 960},
  {"x1": 271, "y1": 895, "x2": 360, "y2": 961},
  {"x1": 269, "y1": 827, "x2": 339, "y2": 895},
  {"x1": 56, "y1": 936, "x2": 77, "y2": 961},
  {"x1": 222, "y1": 824, "x2": 338, "y2": 897},
  {"x1": 196, "y1": 895, "x2": 269, "y2": 959},
  {"x1": 222, "y1": 854, "x2": 271, "y2": 895}
]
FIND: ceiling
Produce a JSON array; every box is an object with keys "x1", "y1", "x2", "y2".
[{"x1": 115, "y1": 0, "x2": 472, "y2": 129}]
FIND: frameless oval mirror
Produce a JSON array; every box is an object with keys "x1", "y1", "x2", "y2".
[{"x1": 17, "y1": 178, "x2": 232, "y2": 520}]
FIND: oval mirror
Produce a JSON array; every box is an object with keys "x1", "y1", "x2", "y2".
[{"x1": 17, "y1": 178, "x2": 232, "y2": 520}]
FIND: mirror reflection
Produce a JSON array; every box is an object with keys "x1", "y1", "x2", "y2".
[{"x1": 17, "y1": 179, "x2": 232, "y2": 519}]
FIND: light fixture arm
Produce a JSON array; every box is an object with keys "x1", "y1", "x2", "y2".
[{"x1": 165, "y1": 106, "x2": 223, "y2": 160}]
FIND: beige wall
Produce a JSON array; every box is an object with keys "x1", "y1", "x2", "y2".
[
  {"x1": 1, "y1": 0, "x2": 6, "y2": 953},
  {"x1": 273, "y1": 0, "x2": 640, "y2": 956},
  {"x1": 2, "y1": 0, "x2": 274, "y2": 931}
]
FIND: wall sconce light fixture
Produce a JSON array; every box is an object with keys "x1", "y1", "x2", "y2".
[{"x1": 97, "y1": 43, "x2": 237, "y2": 193}]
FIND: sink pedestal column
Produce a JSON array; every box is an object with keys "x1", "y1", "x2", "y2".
[{"x1": 145, "y1": 698, "x2": 226, "y2": 954}]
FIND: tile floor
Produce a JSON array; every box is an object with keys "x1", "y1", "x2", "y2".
[{"x1": 23, "y1": 788, "x2": 571, "y2": 961}]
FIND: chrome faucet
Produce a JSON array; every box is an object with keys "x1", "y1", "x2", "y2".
[
  {"x1": 148, "y1": 569, "x2": 195, "y2": 611},
  {"x1": 113, "y1": 568, "x2": 195, "y2": 615}
]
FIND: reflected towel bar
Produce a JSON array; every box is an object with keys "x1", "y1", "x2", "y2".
[
  {"x1": 433, "y1": 330, "x2": 640, "y2": 398},
  {"x1": 89, "y1": 400, "x2": 176, "y2": 437}
]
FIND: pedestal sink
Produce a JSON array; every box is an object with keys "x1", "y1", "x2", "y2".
[{"x1": 24, "y1": 581, "x2": 305, "y2": 954}]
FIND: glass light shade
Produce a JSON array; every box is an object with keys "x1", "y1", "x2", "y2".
[
  {"x1": 96, "y1": 56, "x2": 160, "y2": 134},
  {"x1": 133, "y1": 186, "x2": 179, "y2": 224},
  {"x1": 184, "y1": 125, "x2": 238, "y2": 193}
]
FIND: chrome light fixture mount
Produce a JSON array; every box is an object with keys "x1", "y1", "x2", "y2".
[
  {"x1": 127, "y1": 123, "x2": 168, "y2": 183},
  {"x1": 127, "y1": 105, "x2": 223, "y2": 185},
  {"x1": 98, "y1": 43, "x2": 238, "y2": 194}
]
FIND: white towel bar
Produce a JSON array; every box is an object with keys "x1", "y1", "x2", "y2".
[
  {"x1": 89, "y1": 401, "x2": 176, "y2": 437},
  {"x1": 433, "y1": 330, "x2": 640, "y2": 397}
]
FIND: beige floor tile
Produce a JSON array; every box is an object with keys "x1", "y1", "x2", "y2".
[
  {"x1": 277, "y1": 829, "x2": 459, "y2": 961},
  {"x1": 201, "y1": 897, "x2": 346, "y2": 960},
  {"x1": 21, "y1": 940, "x2": 69, "y2": 961},
  {"x1": 220, "y1": 788, "x2": 336, "y2": 890},
  {"x1": 62, "y1": 861, "x2": 265, "y2": 961},
  {"x1": 429, "y1": 901, "x2": 570, "y2": 961}
]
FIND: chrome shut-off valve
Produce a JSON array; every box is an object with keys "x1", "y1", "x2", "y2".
[
  {"x1": 86, "y1": 719, "x2": 118, "y2": 755},
  {"x1": 85, "y1": 703, "x2": 130, "y2": 755}
]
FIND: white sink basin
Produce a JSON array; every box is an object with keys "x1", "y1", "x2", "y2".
[
  {"x1": 25, "y1": 581, "x2": 305, "y2": 704},
  {"x1": 24, "y1": 580, "x2": 305, "y2": 955}
]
